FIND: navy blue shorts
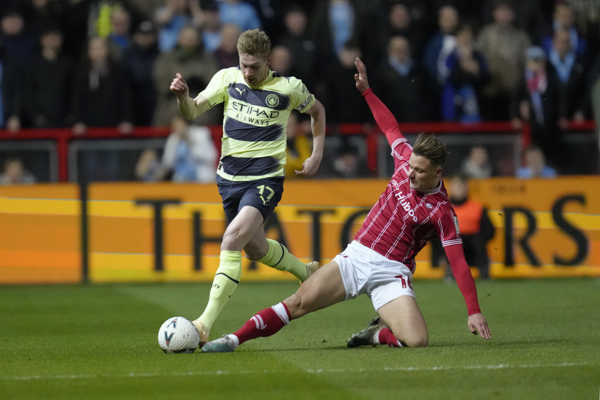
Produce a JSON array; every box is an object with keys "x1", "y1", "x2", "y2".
[{"x1": 217, "y1": 176, "x2": 284, "y2": 224}]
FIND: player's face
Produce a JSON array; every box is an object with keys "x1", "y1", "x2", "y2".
[
  {"x1": 408, "y1": 153, "x2": 442, "y2": 192},
  {"x1": 239, "y1": 53, "x2": 269, "y2": 87}
]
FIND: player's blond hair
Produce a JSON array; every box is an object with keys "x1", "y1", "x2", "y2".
[
  {"x1": 237, "y1": 29, "x2": 271, "y2": 59},
  {"x1": 413, "y1": 133, "x2": 447, "y2": 167}
]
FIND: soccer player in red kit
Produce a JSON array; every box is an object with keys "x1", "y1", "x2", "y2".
[{"x1": 201, "y1": 57, "x2": 491, "y2": 352}]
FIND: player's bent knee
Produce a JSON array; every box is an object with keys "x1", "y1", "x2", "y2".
[
  {"x1": 243, "y1": 243, "x2": 264, "y2": 260},
  {"x1": 222, "y1": 226, "x2": 250, "y2": 249},
  {"x1": 401, "y1": 334, "x2": 428, "y2": 348}
]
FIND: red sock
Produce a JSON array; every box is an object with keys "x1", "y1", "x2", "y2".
[
  {"x1": 234, "y1": 302, "x2": 291, "y2": 345},
  {"x1": 377, "y1": 327, "x2": 403, "y2": 347}
]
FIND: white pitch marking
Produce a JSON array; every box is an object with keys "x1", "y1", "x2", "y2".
[{"x1": 0, "y1": 362, "x2": 594, "y2": 382}]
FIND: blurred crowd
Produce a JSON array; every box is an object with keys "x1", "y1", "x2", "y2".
[{"x1": 1, "y1": 0, "x2": 600, "y2": 182}]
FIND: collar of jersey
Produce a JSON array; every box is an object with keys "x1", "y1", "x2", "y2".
[
  {"x1": 414, "y1": 179, "x2": 443, "y2": 196},
  {"x1": 245, "y1": 69, "x2": 275, "y2": 89}
]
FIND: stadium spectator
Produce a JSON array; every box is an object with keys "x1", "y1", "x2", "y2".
[
  {"x1": 169, "y1": 29, "x2": 326, "y2": 345},
  {"x1": 248, "y1": 0, "x2": 284, "y2": 37},
  {"x1": 284, "y1": 111, "x2": 312, "y2": 178},
  {"x1": 127, "y1": 0, "x2": 164, "y2": 21},
  {"x1": 476, "y1": 1, "x2": 531, "y2": 120},
  {"x1": 480, "y1": 0, "x2": 550, "y2": 41},
  {"x1": 134, "y1": 148, "x2": 162, "y2": 181},
  {"x1": 213, "y1": 24, "x2": 241, "y2": 69},
  {"x1": 71, "y1": 36, "x2": 133, "y2": 181},
  {"x1": 154, "y1": 0, "x2": 190, "y2": 52},
  {"x1": 200, "y1": 57, "x2": 491, "y2": 353},
  {"x1": 0, "y1": 42, "x2": 21, "y2": 132},
  {"x1": 565, "y1": 0, "x2": 600, "y2": 54},
  {"x1": 548, "y1": 28, "x2": 587, "y2": 129},
  {"x1": 0, "y1": 158, "x2": 35, "y2": 184},
  {"x1": 106, "y1": 6, "x2": 132, "y2": 62},
  {"x1": 461, "y1": 145, "x2": 493, "y2": 178},
  {"x1": 380, "y1": 2, "x2": 428, "y2": 62},
  {"x1": 122, "y1": 20, "x2": 159, "y2": 126},
  {"x1": 155, "y1": 115, "x2": 217, "y2": 182},
  {"x1": 422, "y1": 4, "x2": 459, "y2": 120},
  {"x1": 269, "y1": 45, "x2": 292, "y2": 76},
  {"x1": 542, "y1": 2, "x2": 587, "y2": 58},
  {"x1": 71, "y1": 36, "x2": 133, "y2": 135},
  {"x1": 446, "y1": 174, "x2": 494, "y2": 280},
  {"x1": 442, "y1": 24, "x2": 490, "y2": 123},
  {"x1": 589, "y1": 53, "x2": 600, "y2": 151},
  {"x1": 217, "y1": 0, "x2": 261, "y2": 32},
  {"x1": 24, "y1": 25, "x2": 72, "y2": 129},
  {"x1": 0, "y1": 9, "x2": 36, "y2": 64},
  {"x1": 21, "y1": 0, "x2": 65, "y2": 38},
  {"x1": 1, "y1": 9, "x2": 35, "y2": 131},
  {"x1": 324, "y1": 41, "x2": 370, "y2": 124},
  {"x1": 423, "y1": 5, "x2": 459, "y2": 85},
  {"x1": 310, "y1": 0, "x2": 365, "y2": 63},
  {"x1": 277, "y1": 5, "x2": 317, "y2": 87},
  {"x1": 329, "y1": 138, "x2": 371, "y2": 178},
  {"x1": 194, "y1": 2, "x2": 222, "y2": 53},
  {"x1": 153, "y1": 25, "x2": 218, "y2": 127},
  {"x1": 372, "y1": 35, "x2": 428, "y2": 122},
  {"x1": 517, "y1": 146, "x2": 557, "y2": 178},
  {"x1": 512, "y1": 46, "x2": 562, "y2": 168}
]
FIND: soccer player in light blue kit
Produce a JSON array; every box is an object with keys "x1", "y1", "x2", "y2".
[{"x1": 169, "y1": 29, "x2": 326, "y2": 345}]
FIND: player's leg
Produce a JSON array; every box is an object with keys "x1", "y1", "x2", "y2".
[
  {"x1": 239, "y1": 177, "x2": 317, "y2": 281},
  {"x1": 244, "y1": 229, "x2": 318, "y2": 282},
  {"x1": 376, "y1": 296, "x2": 428, "y2": 347},
  {"x1": 193, "y1": 205, "x2": 264, "y2": 343},
  {"x1": 348, "y1": 263, "x2": 428, "y2": 348},
  {"x1": 347, "y1": 296, "x2": 428, "y2": 348},
  {"x1": 201, "y1": 261, "x2": 347, "y2": 352}
]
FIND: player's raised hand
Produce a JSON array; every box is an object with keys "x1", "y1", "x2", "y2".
[
  {"x1": 354, "y1": 57, "x2": 370, "y2": 93},
  {"x1": 295, "y1": 154, "x2": 322, "y2": 177},
  {"x1": 170, "y1": 73, "x2": 189, "y2": 97},
  {"x1": 467, "y1": 313, "x2": 491, "y2": 340}
]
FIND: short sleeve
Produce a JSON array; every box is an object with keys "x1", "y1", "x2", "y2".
[
  {"x1": 288, "y1": 76, "x2": 315, "y2": 113},
  {"x1": 435, "y1": 207, "x2": 463, "y2": 247},
  {"x1": 196, "y1": 68, "x2": 228, "y2": 108}
]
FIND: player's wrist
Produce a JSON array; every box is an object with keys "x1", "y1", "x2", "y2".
[
  {"x1": 467, "y1": 307, "x2": 481, "y2": 316},
  {"x1": 361, "y1": 87, "x2": 372, "y2": 96}
]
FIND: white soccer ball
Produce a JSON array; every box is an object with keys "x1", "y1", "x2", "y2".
[{"x1": 157, "y1": 316, "x2": 200, "y2": 353}]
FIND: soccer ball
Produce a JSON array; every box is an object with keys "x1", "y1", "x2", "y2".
[{"x1": 157, "y1": 316, "x2": 200, "y2": 353}]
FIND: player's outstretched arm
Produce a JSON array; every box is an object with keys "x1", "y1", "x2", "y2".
[
  {"x1": 170, "y1": 72, "x2": 211, "y2": 120},
  {"x1": 296, "y1": 99, "x2": 326, "y2": 176},
  {"x1": 354, "y1": 58, "x2": 405, "y2": 145},
  {"x1": 444, "y1": 244, "x2": 492, "y2": 340}
]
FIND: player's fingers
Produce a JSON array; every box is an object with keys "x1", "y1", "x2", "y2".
[
  {"x1": 175, "y1": 72, "x2": 182, "y2": 79},
  {"x1": 481, "y1": 324, "x2": 491, "y2": 339},
  {"x1": 355, "y1": 57, "x2": 366, "y2": 73}
]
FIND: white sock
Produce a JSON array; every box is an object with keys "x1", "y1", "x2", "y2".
[
  {"x1": 373, "y1": 327, "x2": 383, "y2": 344},
  {"x1": 226, "y1": 334, "x2": 240, "y2": 348}
]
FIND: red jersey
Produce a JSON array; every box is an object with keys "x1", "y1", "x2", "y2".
[
  {"x1": 356, "y1": 88, "x2": 481, "y2": 315},
  {"x1": 356, "y1": 144, "x2": 461, "y2": 272}
]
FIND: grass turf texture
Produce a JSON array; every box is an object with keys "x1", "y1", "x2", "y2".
[{"x1": 0, "y1": 279, "x2": 598, "y2": 399}]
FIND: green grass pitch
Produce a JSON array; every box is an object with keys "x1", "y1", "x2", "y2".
[{"x1": 1, "y1": 279, "x2": 598, "y2": 399}]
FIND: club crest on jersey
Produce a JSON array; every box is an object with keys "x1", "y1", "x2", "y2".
[{"x1": 265, "y1": 94, "x2": 280, "y2": 108}]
